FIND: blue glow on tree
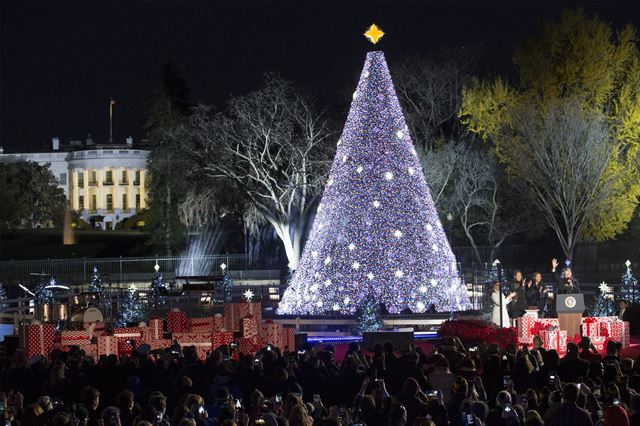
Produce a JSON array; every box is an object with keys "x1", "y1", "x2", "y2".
[
  {"x1": 589, "y1": 282, "x2": 616, "y2": 316},
  {"x1": 117, "y1": 285, "x2": 147, "y2": 326},
  {"x1": 619, "y1": 260, "x2": 639, "y2": 304},
  {"x1": 89, "y1": 266, "x2": 105, "y2": 294},
  {"x1": 222, "y1": 273, "x2": 233, "y2": 303},
  {"x1": 278, "y1": 51, "x2": 470, "y2": 314},
  {"x1": 0, "y1": 283, "x2": 7, "y2": 312}
]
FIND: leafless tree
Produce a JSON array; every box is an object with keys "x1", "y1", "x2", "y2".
[
  {"x1": 393, "y1": 48, "x2": 480, "y2": 149},
  {"x1": 179, "y1": 75, "x2": 333, "y2": 269},
  {"x1": 509, "y1": 99, "x2": 621, "y2": 260}
]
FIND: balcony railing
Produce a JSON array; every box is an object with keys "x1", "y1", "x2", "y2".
[
  {"x1": 103, "y1": 180, "x2": 114, "y2": 186},
  {"x1": 133, "y1": 180, "x2": 140, "y2": 186},
  {"x1": 88, "y1": 181, "x2": 98, "y2": 186},
  {"x1": 119, "y1": 180, "x2": 129, "y2": 185}
]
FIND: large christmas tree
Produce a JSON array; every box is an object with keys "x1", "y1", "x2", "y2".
[{"x1": 279, "y1": 36, "x2": 470, "y2": 315}]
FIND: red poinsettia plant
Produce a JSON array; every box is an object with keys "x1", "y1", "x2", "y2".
[
  {"x1": 530, "y1": 322, "x2": 556, "y2": 338},
  {"x1": 439, "y1": 320, "x2": 517, "y2": 349}
]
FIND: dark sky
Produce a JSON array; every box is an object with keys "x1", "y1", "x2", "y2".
[{"x1": 1, "y1": 1, "x2": 637, "y2": 151}]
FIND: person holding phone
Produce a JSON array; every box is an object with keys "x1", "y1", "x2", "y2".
[{"x1": 542, "y1": 383, "x2": 592, "y2": 425}]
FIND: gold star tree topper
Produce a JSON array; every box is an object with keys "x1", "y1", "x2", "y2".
[{"x1": 364, "y1": 24, "x2": 385, "y2": 44}]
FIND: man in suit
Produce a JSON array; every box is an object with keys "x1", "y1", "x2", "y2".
[{"x1": 551, "y1": 258, "x2": 581, "y2": 294}]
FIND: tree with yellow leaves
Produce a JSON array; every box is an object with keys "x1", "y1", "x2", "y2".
[{"x1": 460, "y1": 8, "x2": 640, "y2": 260}]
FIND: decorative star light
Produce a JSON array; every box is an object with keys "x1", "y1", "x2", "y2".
[
  {"x1": 411, "y1": 148, "x2": 418, "y2": 156},
  {"x1": 324, "y1": 279, "x2": 332, "y2": 286},
  {"x1": 373, "y1": 200, "x2": 381, "y2": 208},
  {"x1": 348, "y1": 243, "x2": 356, "y2": 251},
  {"x1": 417, "y1": 301, "x2": 425, "y2": 311},
  {"x1": 311, "y1": 251, "x2": 318, "y2": 259},
  {"x1": 364, "y1": 70, "x2": 370, "y2": 78},
  {"x1": 314, "y1": 272, "x2": 321, "y2": 278},
  {"x1": 324, "y1": 256, "x2": 332, "y2": 265},
  {"x1": 316, "y1": 300, "x2": 323, "y2": 307},
  {"x1": 426, "y1": 223, "x2": 433, "y2": 231},
  {"x1": 430, "y1": 278, "x2": 438, "y2": 286},
  {"x1": 396, "y1": 130, "x2": 404, "y2": 139},
  {"x1": 393, "y1": 230, "x2": 403, "y2": 238},
  {"x1": 352, "y1": 261, "x2": 361, "y2": 270},
  {"x1": 337, "y1": 139, "x2": 342, "y2": 146},
  {"x1": 492, "y1": 259, "x2": 501, "y2": 266},
  {"x1": 395, "y1": 269, "x2": 404, "y2": 278},
  {"x1": 332, "y1": 304, "x2": 340, "y2": 311},
  {"x1": 243, "y1": 289, "x2": 254, "y2": 301},
  {"x1": 364, "y1": 23, "x2": 385, "y2": 44},
  {"x1": 154, "y1": 263, "x2": 160, "y2": 272},
  {"x1": 220, "y1": 263, "x2": 227, "y2": 271},
  {"x1": 310, "y1": 284, "x2": 319, "y2": 292},
  {"x1": 384, "y1": 171, "x2": 394, "y2": 181},
  {"x1": 626, "y1": 259, "x2": 632, "y2": 268},
  {"x1": 408, "y1": 167, "x2": 415, "y2": 176},
  {"x1": 356, "y1": 166, "x2": 363, "y2": 174},
  {"x1": 327, "y1": 178, "x2": 334, "y2": 186},
  {"x1": 344, "y1": 296, "x2": 351, "y2": 304},
  {"x1": 367, "y1": 272, "x2": 375, "y2": 280},
  {"x1": 129, "y1": 283, "x2": 138, "y2": 292},
  {"x1": 432, "y1": 244, "x2": 439, "y2": 252},
  {"x1": 599, "y1": 282, "x2": 609, "y2": 295},
  {"x1": 565, "y1": 259, "x2": 572, "y2": 267},
  {"x1": 342, "y1": 154, "x2": 348, "y2": 162},
  {"x1": 419, "y1": 285, "x2": 427, "y2": 293}
]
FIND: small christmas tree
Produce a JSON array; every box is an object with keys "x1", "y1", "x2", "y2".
[
  {"x1": 0, "y1": 282, "x2": 8, "y2": 312},
  {"x1": 88, "y1": 266, "x2": 106, "y2": 294},
  {"x1": 221, "y1": 273, "x2": 233, "y2": 303},
  {"x1": 117, "y1": 285, "x2": 147, "y2": 326},
  {"x1": 354, "y1": 298, "x2": 384, "y2": 335},
  {"x1": 619, "y1": 260, "x2": 639, "y2": 304},
  {"x1": 588, "y1": 282, "x2": 615, "y2": 316},
  {"x1": 34, "y1": 276, "x2": 54, "y2": 305}
]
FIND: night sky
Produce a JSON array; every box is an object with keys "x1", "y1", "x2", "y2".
[{"x1": 1, "y1": 1, "x2": 637, "y2": 151}]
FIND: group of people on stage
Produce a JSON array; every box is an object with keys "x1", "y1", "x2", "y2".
[{"x1": 491, "y1": 258, "x2": 582, "y2": 328}]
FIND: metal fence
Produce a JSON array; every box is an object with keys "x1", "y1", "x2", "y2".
[{"x1": 0, "y1": 254, "x2": 253, "y2": 289}]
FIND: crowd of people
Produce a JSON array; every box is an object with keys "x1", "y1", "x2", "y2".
[{"x1": 0, "y1": 333, "x2": 637, "y2": 426}]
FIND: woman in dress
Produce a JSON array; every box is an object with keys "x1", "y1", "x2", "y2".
[{"x1": 491, "y1": 281, "x2": 515, "y2": 328}]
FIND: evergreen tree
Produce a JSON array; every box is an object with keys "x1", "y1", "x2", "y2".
[
  {"x1": 88, "y1": 266, "x2": 105, "y2": 293},
  {"x1": 354, "y1": 298, "x2": 384, "y2": 335},
  {"x1": 117, "y1": 285, "x2": 147, "y2": 326},
  {"x1": 145, "y1": 60, "x2": 192, "y2": 255},
  {"x1": 221, "y1": 273, "x2": 233, "y2": 303},
  {"x1": 0, "y1": 282, "x2": 8, "y2": 312},
  {"x1": 619, "y1": 260, "x2": 640, "y2": 304},
  {"x1": 279, "y1": 51, "x2": 470, "y2": 314},
  {"x1": 588, "y1": 282, "x2": 616, "y2": 316}
]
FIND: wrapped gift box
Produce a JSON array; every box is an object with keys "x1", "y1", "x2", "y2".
[
  {"x1": 258, "y1": 321, "x2": 284, "y2": 348},
  {"x1": 118, "y1": 339, "x2": 135, "y2": 355},
  {"x1": 78, "y1": 344, "x2": 98, "y2": 360},
  {"x1": 600, "y1": 320, "x2": 630, "y2": 348},
  {"x1": 213, "y1": 315, "x2": 226, "y2": 332},
  {"x1": 145, "y1": 339, "x2": 172, "y2": 350},
  {"x1": 589, "y1": 336, "x2": 608, "y2": 352},
  {"x1": 60, "y1": 330, "x2": 92, "y2": 346},
  {"x1": 18, "y1": 324, "x2": 56, "y2": 358},
  {"x1": 97, "y1": 335, "x2": 119, "y2": 356},
  {"x1": 236, "y1": 336, "x2": 265, "y2": 355},
  {"x1": 173, "y1": 332, "x2": 212, "y2": 360},
  {"x1": 516, "y1": 317, "x2": 559, "y2": 344},
  {"x1": 144, "y1": 319, "x2": 164, "y2": 341},
  {"x1": 189, "y1": 317, "x2": 215, "y2": 333},
  {"x1": 83, "y1": 322, "x2": 107, "y2": 337},
  {"x1": 167, "y1": 310, "x2": 189, "y2": 333},
  {"x1": 284, "y1": 328, "x2": 296, "y2": 351},
  {"x1": 240, "y1": 316, "x2": 258, "y2": 339},
  {"x1": 540, "y1": 329, "x2": 567, "y2": 352},
  {"x1": 581, "y1": 318, "x2": 602, "y2": 338},
  {"x1": 224, "y1": 302, "x2": 262, "y2": 331},
  {"x1": 212, "y1": 332, "x2": 234, "y2": 349},
  {"x1": 113, "y1": 327, "x2": 143, "y2": 339}
]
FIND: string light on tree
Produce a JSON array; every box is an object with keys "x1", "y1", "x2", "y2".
[{"x1": 278, "y1": 27, "x2": 470, "y2": 314}]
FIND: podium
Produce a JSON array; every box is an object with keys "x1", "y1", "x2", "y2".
[{"x1": 556, "y1": 294, "x2": 585, "y2": 338}]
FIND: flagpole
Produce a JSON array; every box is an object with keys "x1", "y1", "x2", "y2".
[{"x1": 109, "y1": 97, "x2": 114, "y2": 143}]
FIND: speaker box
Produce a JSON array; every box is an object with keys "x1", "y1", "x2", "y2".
[{"x1": 362, "y1": 331, "x2": 414, "y2": 351}]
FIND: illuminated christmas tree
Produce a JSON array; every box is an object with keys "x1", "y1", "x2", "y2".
[
  {"x1": 589, "y1": 282, "x2": 615, "y2": 316},
  {"x1": 619, "y1": 260, "x2": 639, "y2": 304},
  {"x1": 279, "y1": 32, "x2": 470, "y2": 314},
  {"x1": 354, "y1": 298, "x2": 384, "y2": 335},
  {"x1": 0, "y1": 283, "x2": 7, "y2": 312},
  {"x1": 88, "y1": 266, "x2": 105, "y2": 294},
  {"x1": 117, "y1": 285, "x2": 147, "y2": 326}
]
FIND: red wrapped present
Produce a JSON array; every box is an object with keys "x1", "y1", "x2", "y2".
[
  {"x1": 97, "y1": 335, "x2": 119, "y2": 356},
  {"x1": 258, "y1": 321, "x2": 284, "y2": 348},
  {"x1": 83, "y1": 322, "x2": 107, "y2": 337},
  {"x1": 581, "y1": 317, "x2": 602, "y2": 338},
  {"x1": 240, "y1": 316, "x2": 258, "y2": 339},
  {"x1": 144, "y1": 319, "x2": 164, "y2": 341},
  {"x1": 78, "y1": 344, "x2": 98, "y2": 360},
  {"x1": 18, "y1": 324, "x2": 56, "y2": 358},
  {"x1": 173, "y1": 332, "x2": 212, "y2": 360},
  {"x1": 600, "y1": 320, "x2": 630, "y2": 348},
  {"x1": 212, "y1": 332, "x2": 234, "y2": 349},
  {"x1": 213, "y1": 315, "x2": 226, "y2": 332},
  {"x1": 236, "y1": 336, "x2": 265, "y2": 355},
  {"x1": 284, "y1": 328, "x2": 296, "y2": 351},
  {"x1": 515, "y1": 317, "x2": 536, "y2": 344},
  {"x1": 589, "y1": 335, "x2": 608, "y2": 352},
  {"x1": 60, "y1": 330, "x2": 92, "y2": 346},
  {"x1": 145, "y1": 339, "x2": 172, "y2": 350},
  {"x1": 113, "y1": 327, "x2": 143, "y2": 339},
  {"x1": 118, "y1": 339, "x2": 135, "y2": 355},
  {"x1": 540, "y1": 329, "x2": 567, "y2": 352},
  {"x1": 224, "y1": 302, "x2": 262, "y2": 331},
  {"x1": 167, "y1": 310, "x2": 189, "y2": 333},
  {"x1": 189, "y1": 317, "x2": 214, "y2": 333}
]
